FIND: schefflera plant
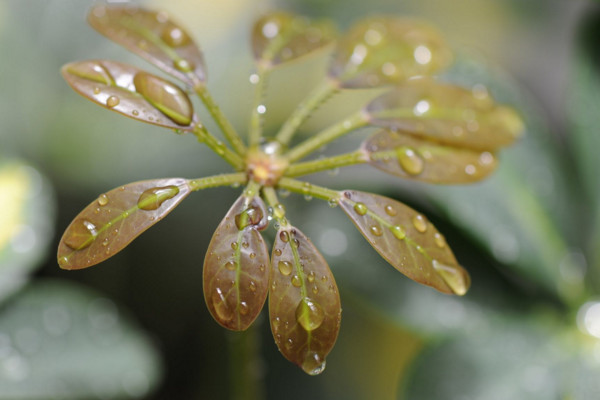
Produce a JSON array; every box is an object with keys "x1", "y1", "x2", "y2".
[{"x1": 57, "y1": 5, "x2": 523, "y2": 375}]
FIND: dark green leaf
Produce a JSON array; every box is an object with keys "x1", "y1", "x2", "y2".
[
  {"x1": 88, "y1": 5, "x2": 206, "y2": 87},
  {"x1": 57, "y1": 178, "x2": 191, "y2": 270},
  {"x1": 269, "y1": 225, "x2": 341, "y2": 375},
  {"x1": 203, "y1": 194, "x2": 270, "y2": 331},
  {"x1": 338, "y1": 190, "x2": 470, "y2": 295}
]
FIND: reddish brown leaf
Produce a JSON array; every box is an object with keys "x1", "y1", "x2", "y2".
[
  {"x1": 88, "y1": 5, "x2": 206, "y2": 87},
  {"x1": 338, "y1": 190, "x2": 470, "y2": 295},
  {"x1": 58, "y1": 178, "x2": 191, "y2": 270},
  {"x1": 251, "y1": 12, "x2": 337, "y2": 68},
  {"x1": 62, "y1": 60, "x2": 195, "y2": 129},
  {"x1": 365, "y1": 79, "x2": 524, "y2": 150},
  {"x1": 329, "y1": 17, "x2": 452, "y2": 88},
  {"x1": 203, "y1": 195, "x2": 270, "y2": 331},
  {"x1": 269, "y1": 226, "x2": 341, "y2": 375},
  {"x1": 363, "y1": 129, "x2": 498, "y2": 183}
]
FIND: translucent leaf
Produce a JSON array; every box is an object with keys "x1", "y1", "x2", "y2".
[
  {"x1": 363, "y1": 129, "x2": 497, "y2": 183},
  {"x1": 251, "y1": 12, "x2": 337, "y2": 69},
  {"x1": 338, "y1": 190, "x2": 470, "y2": 295},
  {"x1": 365, "y1": 79, "x2": 524, "y2": 150},
  {"x1": 269, "y1": 226, "x2": 341, "y2": 375},
  {"x1": 62, "y1": 60, "x2": 195, "y2": 129},
  {"x1": 0, "y1": 280, "x2": 161, "y2": 399},
  {"x1": 329, "y1": 17, "x2": 453, "y2": 88},
  {"x1": 203, "y1": 195, "x2": 270, "y2": 331},
  {"x1": 57, "y1": 178, "x2": 191, "y2": 270},
  {"x1": 88, "y1": 5, "x2": 206, "y2": 87}
]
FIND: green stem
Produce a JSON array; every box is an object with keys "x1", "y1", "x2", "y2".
[
  {"x1": 193, "y1": 125, "x2": 245, "y2": 170},
  {"x1": 275, "y1": 78, "x2": 339, "y2": 146},
  {"x1": 188, "y1": 172, "x2": 247, "y2": 191},
  {"x1": 284, "y1": 111, "x2": 369, "y2": 163},
  {"x1": 277, "y1": 177, "x2": 340, "y2": 202},
  {"x1": 195, "y1": 84, "x2": 247, "y2": 155},
  {"x1": 227, "y1": 323, "x2": 264, "y2": 400},
  {"x1": 248, "y1": 68, "x2": 271, "y2": 148},
  {"x1": 285, "y1": 150, "x2": 367, "y2": 178}
]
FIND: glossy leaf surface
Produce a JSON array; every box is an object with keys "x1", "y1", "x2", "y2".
[
  {"x1": 58, "y1": 178, "x2": 191, "y2": 270},
  {"x1": 62, "y1": 60, "x2": 194, "y2": 128},
  {"x1": 363, "y1": 129, "x2": 497, "y2": 183},
  {"x1": 329, "y1": 17, "x2": 452, "y2": 88},
  {"x1": 252, "y1": 12, "x2": 336, "y2": 68},
  {"x1": 88, "y1": 5, "x2": 206, "y2": 86},
  {"x1": 269, "y1": 226, "x2": 341, "y2": 375},
  {"x1": 365, "y1": 79, "x2": 524, "y2": 150},
  {"x1": 203, "y1": 195, "x2": 270, "y2": 331},
  {"x1": 338, "y1": 190, "x2": 470, "y2": 295}
]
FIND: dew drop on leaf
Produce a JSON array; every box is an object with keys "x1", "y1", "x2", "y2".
[
  {"x1": 353, "y1": 202, "x2": 368, "y2": 216},
  {"x1": 97, "y1": 194, "x2": 109, "y2": 206},
  {"x1": 397, "y1": 146, "x2": 425, "y2": 175},
  {"x1": 137, "y1": 185, "x2": 180, "y2": 210},
  {"x1": 133, "y1": 72, "x2": 193, "y2": 125},
  {"x1": 63, "y1": 219, "x2": 98, "y2": 250},
  {"x1": 212, "y1": 287, "x2": 234, "y2": 322},
  {"x1": 434, "y1": 233, "x2": 446, "y2": 248},
  {"x1": 370, "y1": 225, "x2": 383, "y2": 237},
  {"x1": 239, "y1": 301, "x2": 249, "y2": 316},
  {"x1": 295, "y1": 298, "x2": 325, "y2": 331},
  {"x1": 412, "y1": 214, "x2": 428, "y2": 233},
  {"x1": 432, "y1": 260, "x2": 470, "y2": 295},
  {"x1": 161, "y1": 26, "x2": 191, "y2": 47},
  {"x1": 279, "y1": 231, "x2": 290, "y2": 243},
  {"x1": 174, "y1": 58, "x2": 194, "y2": 73},
  {"x1": 224, "y1": 261, "x2": 236, "y2": 271},
  {"x1": 106, "y1": 95, "x2": 120, "y2": 108},
  {"x1": 384, "y1": 204, "x2": 397, "y2": 216},
  {"x1": 278, "y1": 261, "x2": 293, "y2": 276},
  {"x1": 234, "y1": 206, "x2": 264, "y2": 230},
  {"x1": 302, "y1": 351, "x2": 326, "y2": 376},
  {"x1": 291, "y1": 275, "x2": 302, "y2": 287}
]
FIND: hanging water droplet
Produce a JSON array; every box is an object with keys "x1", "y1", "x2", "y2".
[
  {"x1": 161, "y1": 26, "x2": 191, "y2": 47},
  {"x1": 397, "y1": 146, "x2": 424, "y2": 175},
  {"x1": 353, "y1": 202, "x2": 368, "y2": 216},
  {"x1": 328, "y1": 198, "x2": 338, "y2": 208},
  {"x1": 133, "y1": 72, "x2": 193, "y2": 125},
  {"x1": 278, "y1": 261, "x2": 293, "y2": 276},
  {"x1": 412, "y1": 214, "x2": 427, "y2": 233},
  {"x1": 370, "y1": 225, "x2": 383, "y2": 236},
  {"x1": 434, "y1": 233, "x2": 446, "y2": 248},
  {"x1": 295, "y1": 298, "x2": 325, "y2": 331},
  {"x1": 64, "y1": 218, "x2": 98, "y2": 250},
  {"x1": 302, "y1": 351, "x2": 326, "y2": 375},
  {"x1": 291, "y1": 275, "x2": 302, "y2": 287},
  {"x1": 137, "y1": 185, "x2": 180, "y2": 210},
  {"x1": 272, "y1": 203, "x2": 286, "y2": 219},
  {"x1": 224, "y1": 261, "x2": 236, "y2": 271},
  {"x1": 239, "y1": 301, "x2": 249, "y2": 315},
  {"x1": 432, "y1": 260, "x2": 470, "y2": 295},
  {"x1": 97, "y1": 194, "x2": 109, "y2": 206},
  {"x1": 235, "y1": 205, "x2": 264, "y2": 230},
  {"x1": 212, "y1": 287, "x2": 234, "y2": 322},
  {"x1": 106, "y1": 95, "x2": 120, "y2": 108}
]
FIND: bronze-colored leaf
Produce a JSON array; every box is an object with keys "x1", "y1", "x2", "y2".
[
  {"x1": 329, "y1": 17, "x2": 452, "y2": 88},
  {"x1": 62, "y1": 60, "x2": 195, "y2": 128},
  {"x1": 251, "y1": 12, "x2": 337, "y2": 69},
  {"x1": 88, "y1": 5, "x2": 205, "y2": 87},
  {"x1": 269, "y1": 226, "x2": 341, "y2": 375},
  {"x1": 365, "y1": 79, "x2": 524, "y2": 150},
  {"x1": 363, "y1": 129, "x2": 497, "y2": 183},
  {"x1": 203, "y1": 195, "x2": 270, "y2": 331},
  {"x1": 58, "y1": 178, "x2": 191, "y2": 270},
  {"x1": 338, "y1": 190, "x2": 470, "y2": 295}
]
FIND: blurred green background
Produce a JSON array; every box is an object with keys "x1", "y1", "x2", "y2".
[{"x1": 2, "y1": 0, "x2": 600, "y2": 398}]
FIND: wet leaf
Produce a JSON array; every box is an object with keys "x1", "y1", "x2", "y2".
[
  {"x1": 88, "y1": 5, "x2": 206, "y2": 87},
  {"x1": 203, "y1": 195, "x2": 270, "y2": 331},
  {"x1": 269, "y1": 226, "x2": 341, "y2": 375},
  {"x1": 329, "y1": 17, "x2": 453, "y2": 88},
  {"x1": 338, "y1": 190, "x2": 470, "y2": 295},
  {"x1": 363, "y1": 129, "x2": 497, "y2": 183},
  {"x1": 251, "y1": 12, "x2": 337, "y2": 69},
  {"x1": 57, "y1": 178, "x2": 191, "y2": 270},
  {"x1": 365, "y1": 78, "x2": 524, "y2": 151},
  {"x1": 62, "y1": 60, "x2": 195, "y2": 129}
]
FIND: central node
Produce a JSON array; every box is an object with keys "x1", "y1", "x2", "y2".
[{"x1": 246, "y1": 139, "x2": 289, "y2": 186}]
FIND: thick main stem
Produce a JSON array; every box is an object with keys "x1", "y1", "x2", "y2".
[
  {"x1": 285, "y1": 150, "x2": 367, "y2": 178},
  {"x1": 195, "y1": 84, "x2": 247, "y2": 155},
  {"x1": 193, "y1": 125, "x2": 244, "y2": 170}
]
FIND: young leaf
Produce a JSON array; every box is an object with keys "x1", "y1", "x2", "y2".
[
  {"x1": 363, "y1": 129, "x2": 497, "y2": 183},
  {"x1": 365, "y1": 79, "x2": 524, "y2": 150},
  {"x1": 329, "y1": 17, "x2": 453, "y2": 88},
  {"x1": 57, "y1": 178, "x2": 191, "y2": 270},
  {"x1": 203, "y1": 195, "x2": 270, "y2": 331},
  {"x1": 88, "y1": 5, "x2": 206, "y2": 87},
  {"x1": 338, "y1": 190, "x2": 470, "y2": 295},
  {"x1": 269, "y1": 226, "x2": 341, "y2": 375},
  {"x1": 251, "y1": 12, "x2": 337, "y2": 69},
  {"x1": 62, "y1": 60, "x2": 195, "y2": 128}
]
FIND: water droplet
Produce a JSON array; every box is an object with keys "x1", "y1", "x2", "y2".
[
  {"x1": 93, "y1": 87, "x2": 101, "y2": 94},
  {"x1": 98, "y1": 193, "x2": 109, "y2": 206},
  {"x1": 295, "y1": 298, "x2": 325, "y2": 331},
  {"x1": 272, "y1": 203, "x2": 286, "y2": 219},
  {"x1": 307, "y1": 271, "x2": 316, "y2": 283},
  {"x1": 353, "y1": 202, "x2": 368, "y2": 216},
  {"x1": 239, "y1": 301, "x2": 249, "y2": 315},
  {"x1": 133, "y1": 72, "x2": 193, "y2": 125},
  {"x1": 161, "y1": 26, "x2": 191, "y2": 47},
  {"x1": 174, "y1": 58, "x2": 194, "y2": 72},
  {"x1": 328, "y1": 198, "x2": 338, "y2": 208},
  {"x1": 64, "y1": 218, "x2": 98, "y2": 250},
  {"x1": 231, "y1": 242, "x2": 238, "y2": 250},
  {"x1": 280, "y1": 231, "x2": 290, "y2": 242},
  {"x1": 291, "y1": 275, "x2": 302, "y2": 287},
  {"x1": 370, "y1": 225, "x2": 383, "y2": 236},
  {"x1": 432, "y1": 260, "x2": 470, "y2": 295},
  {"x1": 249, "y1": 281, "x2": 257, "y2": 292},
  {"x1": 242, "y1": 242, "x2": 250, "y2": 249},
  {"x1": 235, "y1": 205, "x2": 264, "y2": 230},
  {"x1": 224, "y1": 261, "x2": 236, "y2": 271},
  {"x1": 384, "y1": 205, "x2": 397, "y2": 216},
  {"x1": 479, "y1": 152, "x2": 494, "y2": 166},
  {"x1": 249, "y1": 252, "x2": 256, "y2": 259},
  {"x1": 302, "y1": 351, "x2": 326, "y2": 375},
  {"x1": 274, "y1": 248, "x2": 282, "y2": 257},
  {"x1": 278, "y1": 261, "x2": 293, "y2": 276},
  {"x1": 312, "y1": 286, "x2": 319, "y2": 295},
  {"x1": 434, "y1": 233, "x2": 446, "y2": 248},
  {"x1": 249, "y1": 73, "x2": 259, "y2": 84},
  {"x1": 272, "y1": 317, "x2": 281, "y2": 332},
  {"x1": 102, "y1": 238, "x2": 109, "y2": 247},
  {"x1": 412, "y1": 214, "x2": 427, "y2": 233},
  {"x1": 257, "y1": 104, "x2": 267, "y2": 114},
  {"x1": 212, "y1": 287, "x2": 234, "y2": 322},
  {"x1": 132, "y1": 109, "x2": 139, "y2": 116},
  {"x1": 413, "y1": 45, "x2": 432, "y2": 65},
  {"x1": 388, "y1": 225, "x2": 405, "y2": 240},
  {"x1": 259, "y1": 264, "x2": 266, "y2": 272},
  {"x1": 262, "y1": 21, "x2": 280, "y2": 38},
  {"x1": 137, "y1": 185, "x2": 180, "y2": 210},
  {"x1": 106, "y1": 95, "x2": 120, "y2": 108},
  {"x1": 465, "y1": 164, "x2": 477, "y2": 175},
  {"x1": 397, "y1": 146, "x2": 425, "y2": 175}
]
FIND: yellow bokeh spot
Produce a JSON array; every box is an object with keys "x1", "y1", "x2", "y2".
[{"x1": 0, "y1": 164, "x2": 30, "y2": 252}]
